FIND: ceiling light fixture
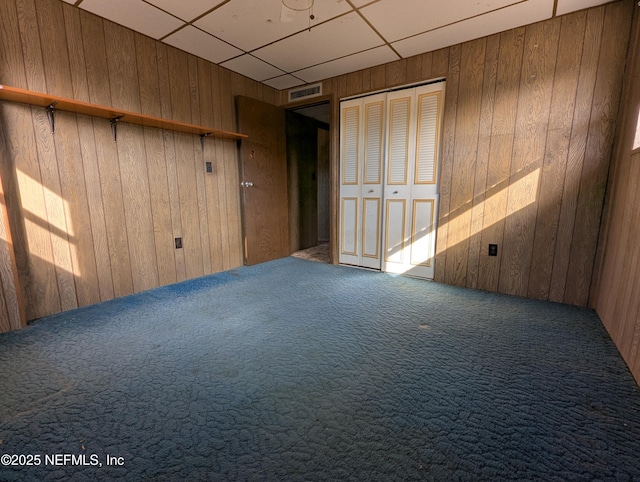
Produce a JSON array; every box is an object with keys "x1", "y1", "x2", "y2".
[
  {"x1": 280, "y1": 0, "x2": 315, "y2": 27},
  {"x1": 282, "y1": 0, "x2": 314, "y2": 11}
]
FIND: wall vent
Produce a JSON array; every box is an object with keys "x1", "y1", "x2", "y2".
[{"x1": 288, "y1": 83, "x2": 322, "y2": 102}]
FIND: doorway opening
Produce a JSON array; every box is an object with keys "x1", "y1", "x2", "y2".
[{"x1": 286, "y1": 101, "x2": 331, "y2": 264}]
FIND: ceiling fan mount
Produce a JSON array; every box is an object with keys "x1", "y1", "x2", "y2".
[{"x1": 282, "y1": 0, "x2": 314, "y2": 11}]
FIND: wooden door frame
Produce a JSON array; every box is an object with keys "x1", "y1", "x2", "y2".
[{"x1": 280, "y1": 95, "x2": 336, "y2": 264}]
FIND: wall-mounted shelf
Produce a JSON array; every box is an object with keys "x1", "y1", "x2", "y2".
[{"x1": 0, "y1": 85, "x2": 247, "y2": 141}]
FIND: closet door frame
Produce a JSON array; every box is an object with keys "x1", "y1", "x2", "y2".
[{"x1": 338, "y1": 80, "x2": 445, "y2": 278}]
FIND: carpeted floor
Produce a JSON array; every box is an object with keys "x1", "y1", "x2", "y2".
[{"x1": 0, "y1": 257, "x2": 639, "y2": 481}]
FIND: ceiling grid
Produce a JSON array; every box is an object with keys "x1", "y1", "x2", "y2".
[{"x1": 65, "y1": 0, "x2": 618, "y2": 90}]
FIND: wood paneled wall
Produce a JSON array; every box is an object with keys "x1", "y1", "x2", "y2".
[
  {"x1": 0, "y1": 0, "x2": 277, "y2": 325},
  {"x1": 594, "y1": 2, "x2": 640, "y2": 384},
  {"x1": 289, "y1": 1, "x2": 632, "y2": 307},
  {"x1": 0, "y1": 173, "x2": 25, "y2": 331}
]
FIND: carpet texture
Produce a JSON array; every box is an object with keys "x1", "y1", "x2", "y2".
[{"x1": 0, "y1": 257, "x2": 639, "y2": 481}]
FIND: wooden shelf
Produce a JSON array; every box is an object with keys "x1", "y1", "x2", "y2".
[{"x1": 0, "y1": 84, "x2": 247, "y2": 141}]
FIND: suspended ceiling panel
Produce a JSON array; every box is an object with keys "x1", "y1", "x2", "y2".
[
  {"x1": 145, "y1": 0, "x2": 226, "y2": 22},
  {"x1": 392, "y1": 0, "x2": 553, "y2": 58},
  {"x1": 360, "y1": 0, "x2": 519, "y2": 42},
  {"x1": 253, "y1": 12, "x2": 385, "y2": 73},
  {"x1": 79, "y1": 0, "x2": 183, "y2": 39},
  {"x1": 194, "y1": 0, "x2": 351, "y2": 52},
  {"x1": 220, "y1": 55, "x2": 286, "y2": 82},
  {"x1": 555, "y1": 0, "x2": 619, "y2": 15},
  {"x1": 72, "y1": 0, "x2": 621, "y2": 90},
  {"x1": 163, "y1": 26, "x2": 243, "y2": 64},
  {"x1": 294, "y1": 45, "x2": 399, "y2": 84}
]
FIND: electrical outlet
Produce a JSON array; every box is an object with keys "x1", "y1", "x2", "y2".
[
  {"x1": 175, "y1": 237, "x2": 183, "y2": 249},
  {"x1": 205, "y1": 161, "x2": 213, "y2": 173},
  {"x1": 488, "y1": 244, "x2": 498, "y2": 256}
]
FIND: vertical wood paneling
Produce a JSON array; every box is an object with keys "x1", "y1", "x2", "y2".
[
  {"x1": 564, "y1": 0, "x2": 631, "y2": 306},
  {"x1": 466, "y1": 34, "x2": 499, "y2": 289},
  {"x1": 156, "y1": 42, "x2": 187, "y2": 282},
  {"x1": 527, "y1": 13, "x2": 585, "y2": 300},
  {"x1": 1, "y1": 0, "x2": 60, "y2": 320},
  {"x1": 22, "y1": 0, "x2": 78, "y2": 313},
  {"x1": 81, "y1": 10, "x2": 134, "y2": 299},
  {"x1": 314, "y1": 4, "x2": 629, "y2": 308},
  {"x1": 168, "y1": 46, "x2": 204, "y2": 280},
  {"x1": 594, "y1": 1, "x2": 640, "y2": 384},
  {"x1": 346, "y1": 71, "x2": 363, "y2": 96},
  {"x1": 445, "y1": 39, "x2": 486, "y2": 287},
  {"x1": 64, "y1": 4, "x2": 115, "y2": 302},
  {"x1": 420, "y1": 52, "x2": 433, "y2": 80},
  {"x1": 39, "y1": 0, "x2": 101, "y2": 308},
  {"x1": 498, "y1": 18, "x2": 560, "y2": 298},
  {"x1": 188, "y1": 55, "x2": 212, "y2": 275},
  {"x1": 135, "y1": 33, "x2": 177, "y2": 287},
  {"x1": 385, "y1": 59, "x2": 407, "y2": 87},
  {"x1": 219, "y1": 67, "x2": 243, "y2": 267},
  {"x1": 0, "y1": 0, "x2": 632, "y2": 328},
  {"x1": 407, "y1": 56, "x2": 422, "y2": 83},
  {"x1": 197, "y1": 58, "x2": 224, "y2": 273},
  {"x1": 361, "y1": 69, "x2": 372, "y2": 93},
  {"x1": 210, "y1": 65, "x2": 232, "y2": 270},
  {"x1": 499, "y1": 19, "x2": 560, "y2": 296},
  {"x1": 370, "y1": 65, "x2": 386, "y2": 91},
  {"x1": 105, "y1": 22, "x2": 159, "y2": 293},
  {"x1": 0, "y1": 171, "x2": 25, "y2": 332},
  {"x1": 433, "y1": 46, "x2": 454, "y2": 281},
  {"x1": 0, "y1": 0, "x2": 269, "y2": 323},
  {"x1": 432, "y1": 48, "x2": 450, "y2": 78},
  {"x1": 549, "y1": 7, "x2": 605, "y2": 302}
]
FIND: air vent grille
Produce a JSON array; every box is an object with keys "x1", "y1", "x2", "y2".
[{"x1": 288, "y1": 83, "x2": 322, "y2": 102}]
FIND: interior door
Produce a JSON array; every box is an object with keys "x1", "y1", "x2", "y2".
[
  {"x1": 338, "y1": 93, "x2": 386, "y2": 269},
  {"x1": 236, "y1": 96, "x2": 289, "y2": 266},
  {"x1": 382, "y1": 83, "x2": 443, "y2": 278}
]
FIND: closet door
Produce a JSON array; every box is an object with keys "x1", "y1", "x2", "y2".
[
  {"x1": 383, "y1": 82, "x2": 444, "y2": 278},
  {"x1": 339, "y1": 98, "x2": 361, "y2": 266},
  {"x1": 339, "y1": 94, "x2": 386, "y2": 268}
]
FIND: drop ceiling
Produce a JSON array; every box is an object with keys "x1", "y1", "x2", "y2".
[{"x1": 63, "y1": 0, "x2": 618, "y2": 91}]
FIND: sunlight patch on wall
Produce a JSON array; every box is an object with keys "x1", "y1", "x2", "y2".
[
  {"x1": 634, "y1": 104, "x2": 640, "y2": 151},
  {"x1": 438, "y1": 167, "x2": 541, "y2": 255},
  {"x1": 16, "y1": 169, "x2": 78, "y2": 277}
]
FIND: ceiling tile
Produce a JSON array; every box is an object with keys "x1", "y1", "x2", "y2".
[
  {"x1": 262, "y1": 74, "x2": 306, "y2": 90},
  {"x1": 392, "y1": 0, "x2": 554, "y2": 58},
  {"x1": 145, "y1": 0, "x2": 227, "y2": 22},
  {"x1": 220, "y1": 55, "x2": 285, "y2": 82},
  {"x1": 361, "y1": 0, "x2": 518, "y2": 43},
  {"x1": 253, "y1": 12, "x2": 384, "y2": 72},
  {"x1": 555, "y1": 0, "x2": 617, "y2": 16},
  {"x1": 350, "y1": 0, "x2": 378, "y2": 7},
  {"x1": 294, "y1": 46, "x2": 399, "y2": 83},
  {"x1": 79, "y1": 0, "x2": 184, "y2": 39},
  {"x1": 194, "y1": 0, "x2": 352, "y2": 52},
  {"x1": 163, "y1": 26, "x2": 243, "y2": 64}
]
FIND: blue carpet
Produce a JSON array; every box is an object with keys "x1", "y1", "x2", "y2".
[{"x1": 0, "y1": 257, "x2": 639, "y2": 481}]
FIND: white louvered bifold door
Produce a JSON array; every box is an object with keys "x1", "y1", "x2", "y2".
[
  {"x1": 339, "y1": 82, "x2": 444, "y2": 278},
  {"x1": 339, "y1": 99, "x2": 361, "y2": 266},
  {"x1": 339, "y1": 94, "x2": 386, "y2": 268},
  {"x1": 382, "y1": 82, "x2": 444, "y2": 278},
  {"x1": 383, "y1": 89, "x2": 416, "y2": 274}
]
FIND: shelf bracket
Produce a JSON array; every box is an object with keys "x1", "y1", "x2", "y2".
[
  {"x1": 45, "y1": 102, "x2": 57, "y2": 134},
  {"x1": 110, "y1": 116, "x2": 124, "y2": 143},
  {"x1": 200, "y1": 132, "x2": 211, "y2": 151}
]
